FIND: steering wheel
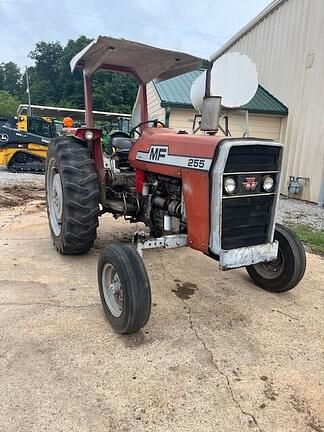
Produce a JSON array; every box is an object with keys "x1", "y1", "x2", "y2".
[{"x1": 130, "y1": 119, "x2": 165, "y2": 137}]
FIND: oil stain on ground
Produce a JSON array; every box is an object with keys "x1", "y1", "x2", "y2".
[{"x1": 172, "y1": 281, "x2": 197, "y2": 300}]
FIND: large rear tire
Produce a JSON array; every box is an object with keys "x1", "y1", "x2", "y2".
[
  {"x1": 45, "y1": 136, "x2": 99, "y2": 254},
  {"x1": 98, "y1": 241, "x2": 151, "y2": 334},
  {"x1": 246, "y1": 223, "x2": 306, "y2": 292}
]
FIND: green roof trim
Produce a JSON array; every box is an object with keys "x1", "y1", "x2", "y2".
[
  {"x1": 154, "y1": 70, "x2": 288, "y2": 116},
  {"x1": 241, "y1": 85, "x2": 288, "y2": 115},
  {"x1": 155, "y1": 70, "x2": 202, "y2": 108}
]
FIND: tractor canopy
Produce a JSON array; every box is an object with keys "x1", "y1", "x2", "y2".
[{"x1": 70, "y1": 36, "x2": 203, "y2": 83}]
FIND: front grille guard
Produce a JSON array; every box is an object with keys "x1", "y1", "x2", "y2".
[{"x1": 209, "y1": 139, "x2": 283, "y2": 266}]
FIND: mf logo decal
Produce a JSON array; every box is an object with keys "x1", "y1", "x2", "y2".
[
  {"x1": 148, "y1": 145, "x2": 168, "y2": 161},
  {"x1": 0, "y1": 133, "x2": 9, "y2": 143},
  {"x1": 243, "y1": 176, "x2": 258, "y2": 191},
  {"x1": 136, "y1": 145, "x2": 212, "y2": 171}
]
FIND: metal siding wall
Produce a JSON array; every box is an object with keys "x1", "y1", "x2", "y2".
[
  {"x1": 146, "y1": 82, "x2": 165, "y2": 122},
  {"x1": 225, "y1": 0, "x2": 324, "y2": 202},
  {"x1": 169, "y1": 108, "x2": 282, "y2": 140},
  {"x1": 169, "y1": 108, "x2": 196, "y2": 133},
  {"x1": 220, "y1": 114, "x2": 282, "y2": 141}
]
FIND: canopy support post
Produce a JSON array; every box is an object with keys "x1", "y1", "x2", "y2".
[{"x1": 83, "y1": 72, "x2": 93, "y2": 127}]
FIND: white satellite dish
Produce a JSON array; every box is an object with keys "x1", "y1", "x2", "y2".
[{"x1": 191, "y1": 52, "x2": 258, "y2": 111}]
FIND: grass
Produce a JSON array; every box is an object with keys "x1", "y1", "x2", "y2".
[{"x1": 284, "y1": 221, "x2": 324, "y2": 255}]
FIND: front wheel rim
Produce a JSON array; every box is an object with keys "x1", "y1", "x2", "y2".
[
  {"x1": 254, "y1": 249, "x2": 285, "y2": 279},
  {"x1": 47, "y1": 158, "x2": 63, "y2": 237},
  {"x1": 102, "y1": 263, "x2": 124, "y2": 317}
]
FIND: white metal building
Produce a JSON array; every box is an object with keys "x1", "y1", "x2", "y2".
[{"x1": 211, "y1": 0, "x2": 324, "y2": 204}]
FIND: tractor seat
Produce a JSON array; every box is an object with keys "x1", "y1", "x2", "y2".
[{"x1": 111, "y1": 136, "x2": 132, "y2": 151}]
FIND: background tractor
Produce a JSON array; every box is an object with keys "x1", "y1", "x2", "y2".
[
  {"x1": 0, "y1": 114, "x2": 57, "y2": 172},
  {"x1": 45, "y1": 36, "x2": 306, "y2": 334}
]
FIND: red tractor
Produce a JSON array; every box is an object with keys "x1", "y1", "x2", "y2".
[{"x1": 45, "y1": 37, "x2": 306, "y2": 334}]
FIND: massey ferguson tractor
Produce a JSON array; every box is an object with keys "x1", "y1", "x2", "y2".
[{"x1": 45, "y1": 37, "x2": 306, "y2": 334}]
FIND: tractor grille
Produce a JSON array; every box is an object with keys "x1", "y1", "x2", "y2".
[
  {"x1": 220, "y1": 144, "x2": 282, "y2": 250},
  {"x1": 224, "y1": 145, "x2": 281, "y2": 173},
  {"x1": 221, "y1": 195, "x2": 274, "y2": 249}
]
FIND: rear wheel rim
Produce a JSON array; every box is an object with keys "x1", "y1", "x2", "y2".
[
  {"x1": 47, "y1": 158, "x2": 63, "y2": 236},
  {"x1": 254, "y1": 249, "x2": 285, "y2": 279},
  {"x1": 102, "y1": 263, "x2": 124, "y2": 317}
]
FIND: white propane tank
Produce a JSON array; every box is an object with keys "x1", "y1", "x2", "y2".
[{"x1": 190, "y1": 53, "x2": 258, "y2": 111}]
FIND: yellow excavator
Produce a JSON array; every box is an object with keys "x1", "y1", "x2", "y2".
[{"x1": 0, "y1": 115, "x2": 59, "y2": 172}]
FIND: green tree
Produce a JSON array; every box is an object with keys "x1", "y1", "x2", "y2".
[
  {"x1": 29, "y1": 41, "x2": 63, "y2": 82},
  {"x1": 28, "y1": 41, "x2": 63, "y2": 104},
  {"x1": 0, "y1": 90, "x2": 21, "y2": 116},
  {"x1": 93, "y1": 72, "x2": 137, "y2": 113},
  {"x1": 57, "y1": 36, "x2": 93, "y2": 108},
  {"x1": 56, "y1": 35, "x2": 138, "y2": 112},
  {"x1": 2, "y1": 36, "x2": 138, "y2": 113},
  {"x1": 29, "y1": 80, "x2": 56, "y2": 105},
  {"x1": 0, "y1": 62, "x2": 22, "y2": 96},
  {"x1": 0, "y1": 66, "x2": 4, "y2": 90}
]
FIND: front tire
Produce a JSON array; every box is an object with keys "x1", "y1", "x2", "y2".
[
  {"x1": 45, "y1": 136, "x2": 99, "y2": 254},
  {"x1": 246, "y1": 224, "x2": 306, "y2": 292},
  {"x1": 98, "y1": 241, "x2": 151, "y2": 334}
]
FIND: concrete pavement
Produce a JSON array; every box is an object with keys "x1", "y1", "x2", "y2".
[{"x1": 0, "y1": 198, "x2": 323, "y2": 432}]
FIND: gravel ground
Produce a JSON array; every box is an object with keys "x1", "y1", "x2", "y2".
[
  {"x1": 277, "y1": 197, "x2": 324, "y2": 230},
  {"x1": 0, "y1": 166, "x2": 323, "y2": 230},
  {"x1": 0, "y1": 166, "x2": 44, "y2": 188}
]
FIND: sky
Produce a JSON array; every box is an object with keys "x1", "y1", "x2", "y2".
[{"x1": 0, "y1": 0, "x2": 272, "y2": 68}]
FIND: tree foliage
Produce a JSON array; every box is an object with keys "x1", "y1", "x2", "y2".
[
  {"x1": 0, "y1": 90, "x2": 21, "y2": 116},
  {"x1": 0, "y1": 36, "x2": 138, "y2": 116},
  {"x1": 0, "y1": 62, "x2": 22, "y2": 97}
]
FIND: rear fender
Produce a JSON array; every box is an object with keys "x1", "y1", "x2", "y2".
[
  {"x1": 73, "y1": 128, "x2": 106, "y2": 205},
  {"x1": 61, "y1": 129, "x2": 104, "y2": 175}
]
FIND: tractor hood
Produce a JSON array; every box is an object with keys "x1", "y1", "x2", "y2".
[{"x1": 70, "y1": 36, "x2": 203, "y2": 83}]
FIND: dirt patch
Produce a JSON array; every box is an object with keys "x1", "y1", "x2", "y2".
[
  {"x1": 0, "y1": 184, "x2": 45, "y2": 208},
  {"x1": 263, "y1": 379, "x2": 279, "y2": 401}
]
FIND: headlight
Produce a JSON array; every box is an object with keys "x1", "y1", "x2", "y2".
[
  {"x1": 262, "y1": 175, "x2": 274, "y2": 192},
  {"x1": 85, "y1": 130, "x2": 94, "y2": 140},
  {"x1": 224, "y1": 177, "x2": 236, "y2": 194}
]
